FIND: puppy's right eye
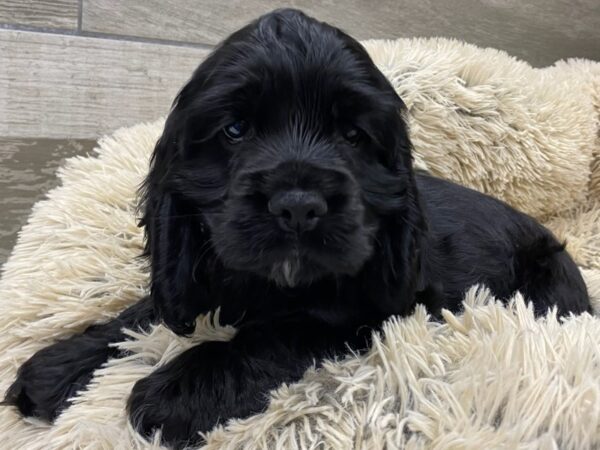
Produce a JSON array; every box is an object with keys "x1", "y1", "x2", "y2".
[
  {"x1": 341, "y1": 124, "x2": 363, "y2": 146},
  {"x1": 223, "y1": 120, "x2": 250, "y2": 142}
]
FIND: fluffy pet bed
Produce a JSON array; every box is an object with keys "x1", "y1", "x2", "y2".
[{"x1": 1, "y1": 38, "x2": 599, "y2": 449}]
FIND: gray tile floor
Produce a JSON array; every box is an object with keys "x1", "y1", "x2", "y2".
[{"x1": 0, "y1": 138, "x2": 96, "y2": 266}]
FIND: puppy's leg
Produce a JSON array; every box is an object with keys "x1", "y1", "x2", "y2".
[
  {"x1": 128, "y1": 314, "x2": 370, "y2": 449},
  {"x1": 4, "y1": 296, "x2": 156, "y2": 421}
]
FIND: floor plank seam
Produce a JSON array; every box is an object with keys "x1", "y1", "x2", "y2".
[{"x1": 0, "y1": 22, "x2": 214, "y2": 50}]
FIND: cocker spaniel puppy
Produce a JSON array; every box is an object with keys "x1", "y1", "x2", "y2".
[{"x1": 5, "y1": 8, "x2": 590, "y2": 449}]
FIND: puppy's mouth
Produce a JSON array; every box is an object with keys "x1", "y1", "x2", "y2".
[
  {"x1": 212, "y1": 224, "x2": 375, "y2": 287},
  {"x1": 265, "y1": 225, "x2": 376, "y2": 287}
]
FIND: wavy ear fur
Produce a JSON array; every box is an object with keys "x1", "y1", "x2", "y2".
[
  {"x1": 359, "y1": 106, "x2": 429, "y2": 318},
  {"x1": 138, "y1": 34, "x2": 247, "y2": 334},
  {"x1": 139, "y1": 111, "x2": 218, "y2": 335},
  {"x1": 364, "y1": 183, "x2": 427, "y2": 318}
]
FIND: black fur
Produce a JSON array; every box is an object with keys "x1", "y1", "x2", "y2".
[
  {"x1": 4, "y1": 9, "x2": 590, "y2": 449},
  {"x1": 3, "y1": 297, "x2": 155, "y2": 421}
]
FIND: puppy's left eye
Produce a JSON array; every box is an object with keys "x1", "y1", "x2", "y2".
[
  {"x1": 342, "y1": 125, "x2": 363, "y2": 146},
  {"x1": 223, "y1": 120, "x2": 250, "y2": 142}
]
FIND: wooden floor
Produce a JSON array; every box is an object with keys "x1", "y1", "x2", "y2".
[
  {"x1": 0, "y1": 138, "x2": 95, "y2": 265},
  {"x1": 0, "y1": 0, "x2": 598, "y2": 263}
]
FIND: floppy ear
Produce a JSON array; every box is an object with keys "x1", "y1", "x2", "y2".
[
  {"x1": 139, "y1": 114, "x2": 218, "y2": 335},
  {"x1": 364, "y1": 171, "x2": 428, "y2": 317},
  {"x1": 138, "y1": 33, "x2": 257, "y2": 334},
  {"x1": 359, "y1": 106, "x2": 431, "y2": 318}
]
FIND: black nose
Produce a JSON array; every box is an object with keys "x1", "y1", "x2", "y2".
[{"x1": 268, "y1": 190, "x2": 328, "y2": 232}]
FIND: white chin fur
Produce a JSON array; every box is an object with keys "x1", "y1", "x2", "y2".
[{"x1": 270, "y1": 257, "x2": 301, "y2": 287}]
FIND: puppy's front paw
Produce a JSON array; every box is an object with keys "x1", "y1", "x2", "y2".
[
  {"x1": 157, "y1": 306, "x2": 197, "y2": 336},
  {"x1": 128, "y1": 340, "x2": 270, "y2": 449},
  {"x1": 4, "y1": 335, "x2": 112, "y2": 421},
  {"x1": 128, "y1": 374, "x2": 203, "y2": 449}
]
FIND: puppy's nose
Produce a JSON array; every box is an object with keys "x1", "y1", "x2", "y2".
[{"x1": 268, "y1": 190, "x2": 328, "y2": 232}]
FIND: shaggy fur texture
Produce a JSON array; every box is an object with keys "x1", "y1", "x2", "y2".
[{"x1": 0, "y1": 32, "x2": 598, "y2": 448}]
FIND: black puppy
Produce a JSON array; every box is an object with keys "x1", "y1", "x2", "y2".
[{"x1": 5, "y1": 8, "x2": 590, "y2": 449}]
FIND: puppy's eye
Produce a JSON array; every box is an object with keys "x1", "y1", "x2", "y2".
[
  {"x1": 223, "y1": 120, "x2": 250, "y2": 142},
  {"x1": 342, "y1": 125, "x2": 363, "y2": 146}
]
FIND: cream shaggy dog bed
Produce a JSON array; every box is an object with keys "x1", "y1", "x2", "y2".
[{"x1": 1, "y1": 38, "x2": 599, "y2": 449}]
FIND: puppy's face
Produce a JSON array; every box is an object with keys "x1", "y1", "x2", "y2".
[{"x1": 164, "y1": 10, "x2": 412, "y2": 287}]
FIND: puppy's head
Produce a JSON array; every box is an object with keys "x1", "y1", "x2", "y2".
[{"x1": 144, "y1": 9, "x2": 414, "y2": 289}]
